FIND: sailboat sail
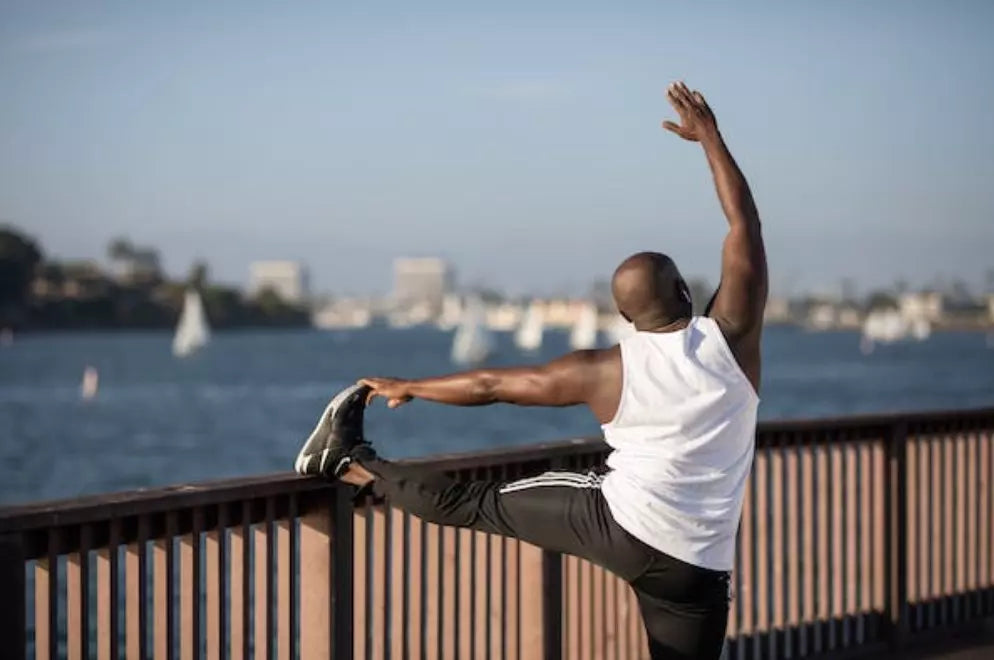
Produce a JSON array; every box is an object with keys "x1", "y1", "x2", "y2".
[
  {"x1": 570, "y1": 303, "x2": 599, "y2": 350},
  {"x1": 173, "y1": 290, "x2": 211, "y2": 357},
  {"x1": 861, "y1": 309, "x2": 908, "y2": 344},
  {"x1": 451, "y1": 298, "x2": 494, "y2": 365},
  {"x1": 515, "y1": 303, "x2": 544, "y2": 351},
  {"x1": 910, "y1": 318, "x2": 931, "y2": 341}
]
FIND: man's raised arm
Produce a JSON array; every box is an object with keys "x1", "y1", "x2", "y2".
[{"x1": 663, "y1": 82, "x2": 768, "y2": 341}]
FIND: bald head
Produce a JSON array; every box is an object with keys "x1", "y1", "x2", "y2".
[{"x1": 611, "y1": 252, "x2": 692, "y2": 329}]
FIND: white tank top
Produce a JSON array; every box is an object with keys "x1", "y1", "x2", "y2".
[{"x1": 600, "y1": 316, "x2": 759, "y2": 571}]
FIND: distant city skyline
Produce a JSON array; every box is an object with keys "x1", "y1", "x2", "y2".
[
  {"x1": 2, "y1": 2, "x2": 993, "y2": 297},
  {"x1": 9, "y1": 224, "x2": 994, "y2": 301}
]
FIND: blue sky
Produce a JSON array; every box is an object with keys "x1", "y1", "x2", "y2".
[{"x1": 2, "y1": 1, "x2": 992, "y2": 297}]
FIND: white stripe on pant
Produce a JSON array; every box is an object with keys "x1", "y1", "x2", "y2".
[{"x1": 499, "y1": 470, "x2": 604, "y2": 494}]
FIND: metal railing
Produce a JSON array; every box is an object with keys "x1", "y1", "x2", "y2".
[{"x1": 1, "y1": 407, "x2": 993, "y2": 659}]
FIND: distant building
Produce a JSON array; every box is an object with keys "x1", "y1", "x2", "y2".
[
  {"x1": 312, "y1": 298, "x2": 372, "y2": 329},
  {"x1": 900, "y1": 292, "x2": 945, "y2": 322},
  {"x1": 392, "y1": 257, "x2": 452, "y2": 317},
  {"x1": 837, "y1": 306, "x2": 862, "y2": 329},
  {"x1": 532, "y1": 299, "x2": 590, "y2": 329},
  {"x1": 110, "y1": 247, "x2": 161, "y2": 284},
  {"x1": 805, "y1": 303, "x2": 837, "y2": 331},
  {"x1": 764, "y1": 298, "x2": 791, "y2": 324},
  {"x1": 249, "y1": 261, "x2": 310, "y2": 304},
  {"x1": 32, "y1": 261, "x2": 110, "y2": 300},
  {"x1": 486, "y1": 302, "x2": 521, "y2": 331}
]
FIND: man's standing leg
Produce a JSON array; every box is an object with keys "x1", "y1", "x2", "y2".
[{"x1": 629, "y1": 552, "x2": 731, "y2": 660}]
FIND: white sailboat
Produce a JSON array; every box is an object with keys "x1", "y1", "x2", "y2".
[
  {"x1": 515, "y1": 303, "x2": 544, "y2": 352},
  {"x1": 570, "y1": 303, "x2": 599, "y2": 350},
  {"x1": 435, "y1": 294, "x2": 463, "y2": 331},
  {"x1": 910, "y1": 318, "x2": 932, "y2": 341},
  {"x1": 80, "y1": 366, "x2": 99, "y2": 400},
  {"x1": 173, "y1": 290, "x2": 211, "y2": 357},
  {"x1": 451, "y1": 297, "x2": 494, "y2": 366},
  {"x1": 861, "y1": 309, "x2": 932, "y2": 349},
  {"x1": 861, "y1": 309, "x2": 908, "y2": 345}
]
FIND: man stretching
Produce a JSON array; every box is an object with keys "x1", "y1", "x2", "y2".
[{"x1": 295, "y1": 81, "x2": 767, "y2": 659}]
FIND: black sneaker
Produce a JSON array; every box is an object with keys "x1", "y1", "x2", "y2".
[{"x1": 294, "y1": 383, "x2": 372, "y2": 477}]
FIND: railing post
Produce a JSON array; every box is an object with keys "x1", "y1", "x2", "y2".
[
  {"x1": 300, "y1": 483, "x2": 355, "y2": 659},
  {"x1": 332, "y1": 483, "x2": 355, "y2": 659},
  {"x1": 885, "y1": 421, "x2": 909, "y2": 648},
  {"x1": 0, "y1": 534, "x2": 26, "y2": 659},
  {"x1": 518, "y1": 542, "x2": 549, "y2": 660},
  {"x1": 543, "y1": 550, "x2": 563, "y2": 660}
]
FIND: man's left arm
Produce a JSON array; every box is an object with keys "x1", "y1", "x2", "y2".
[{"x1": 361, "y1": 350, "x2": 606, "y2": 409}]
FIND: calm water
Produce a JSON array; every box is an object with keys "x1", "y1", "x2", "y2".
[{"x1": 1, "y1": 326, "x2": 993, "y2": 505}]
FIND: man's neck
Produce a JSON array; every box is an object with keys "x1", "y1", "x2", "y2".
[{"x1": 637, "y1": 316, "x2": 692, "y2": 333}]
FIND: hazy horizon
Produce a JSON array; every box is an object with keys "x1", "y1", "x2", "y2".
[{"x1": 3, "y1": 1, "x2": 993, "y2": 298}]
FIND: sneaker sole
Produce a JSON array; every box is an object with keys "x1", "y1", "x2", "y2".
[{"x1": 294, "y1": 383, "x2": 367, "y2": 475}]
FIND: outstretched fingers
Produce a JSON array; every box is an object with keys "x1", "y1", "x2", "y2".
[
  {"x1": 358, "y1": 378, "x2": 382, "y2": 405},
  {"x1": 674, "y1": 82, "x2": 710, "y2": 115},
  {"x1": 666, "y1": 84, "x2": 688, "y2": 112},
  {"x1": 691, "y1": 91, "x2": 714, "y2": 119},
  {"x1": 357, "y1": 377, "x2": 412, "y2": 408},
  {"x1": 670, "y1": 81, "x2": 695, "y2": 109},
  {"x1": 663, "y1": 80, "x2": 717, "y2": 141}
]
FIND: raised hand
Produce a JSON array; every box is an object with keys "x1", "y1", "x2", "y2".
[
  {"x1": 662, "y1": 81, "x2": 718, "y2": 143},
  {"x1": 358, "y1": 377, "x2": 414, "y2": 408}
]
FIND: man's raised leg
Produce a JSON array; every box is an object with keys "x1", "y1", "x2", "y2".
[{"x1": 341, "y1": 447, "x2": 652, "y2": 582}]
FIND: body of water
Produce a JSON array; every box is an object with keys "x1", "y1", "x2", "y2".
[{"x1": 1, "y1": 326, "x2": 992, "y2": 505}]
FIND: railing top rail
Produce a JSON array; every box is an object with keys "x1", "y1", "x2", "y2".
[
  {"x1": 755, "y1": 405, "x2": 994, "y2": 433},
  {"x1": 0, "y1": 471, "x2": 332, "y2": 535},
  {"x1": 2, "y1": 406, "x2": 992, "y2": 535}
]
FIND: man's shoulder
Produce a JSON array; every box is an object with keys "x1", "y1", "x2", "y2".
[
  {"x1": 556, "y1": 346, "x2": 622, "y2": 388},
  {"x1": 571, "y1": 345, "x2": 621, "y2": 366},
  {"x1": 700, "y1": 315, "x2": 762, "y2": 392}
]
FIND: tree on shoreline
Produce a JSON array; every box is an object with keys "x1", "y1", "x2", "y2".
[
  {"x1": 189, "y1": 260, "x2": 209, "y2": 290},
  {"x1": 0, "y1": 225, "x2": 43, "y2": 325},
  {"x1": 107, "y1": 237, "x2": 133, "y2": 261}
]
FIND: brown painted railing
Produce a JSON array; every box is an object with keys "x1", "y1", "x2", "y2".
[{"x1": 2, "y1": 407, "x2": 993, "y2": 659}]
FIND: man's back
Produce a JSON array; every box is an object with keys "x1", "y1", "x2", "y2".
[{"x1": 600, "y1": 317, "x2": 759, "y2": 571}]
